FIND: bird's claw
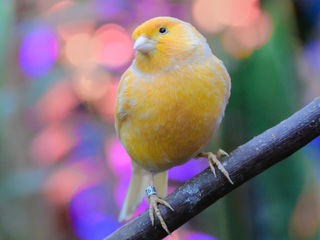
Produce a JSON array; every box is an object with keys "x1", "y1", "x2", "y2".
[
  {"x1": 198, "y1": 150, "x2": 233, "y2": 184},
  {"x1": 217, "y1": 149, "x2": 229, "y2": 158},
  {"x1": 148, "y1": 194, "x2": 174, "y2": 235}
]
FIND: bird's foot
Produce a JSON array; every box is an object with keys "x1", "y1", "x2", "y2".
[
  {"x1": 146, "y1": 186, "x2": 174, "y2": 235},
  {"x1": 198, "y1": 149, "x2": 233, "y2": 184}
]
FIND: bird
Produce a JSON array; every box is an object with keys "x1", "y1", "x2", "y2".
[{"x1": 115, "y1": 16, "x2": 233, "y2": 234}]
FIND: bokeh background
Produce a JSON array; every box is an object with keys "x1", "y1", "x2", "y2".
[{"x1": 0, "y1": 0, "x2": 319, "y2": 239}]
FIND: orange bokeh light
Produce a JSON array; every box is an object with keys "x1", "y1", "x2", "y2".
[
  {"x1": 72, "y1": 71, "x2": 111, "y2": 101},
  {"x1": 58, "y1": 20, "x2": 96, "y2": 41},
  {"x1": 30, "y1": 124, "x2": 74, "y2": 165},
  {"x1": 222, "y1": 29, "x2": 253, "y2": 59},
  {"x1": 47, "y1": 1, "x2": 96, "y2": 41},
  {"x1": 64, "y1": 33, "x2": 98, "y2": 69},
  {"x1": 192, "y1": 0, "x2": 225, "y2": 33},
  {"x1": 64, "y1": 23, "x2": 133, "y2": 70},
  {"x1": 213, "y1": 0, "x2": 258, "y2": 27},
  {"x1": 232, "y1": 9, "x2": 272, "y2": 50},
  {"x1": 93, "y1": 24, "x2": 133, "y2": 69},
  {"x1": 222, "y1": 9, "x2": 272, "y2": 58},
  {"x1": 36, "y1": 81, "x2": 78, "y2": 123},
  {"x1": 43, "y1": 165, "x2": 88, "y2": 205},
  {"x1": 289, "y1": 189, "x2": 320, "y2": 239},
  {"x1": 46, "y1": 0, "x2": 74, "y2": 15},
  {"x1": 192, "y1": 0, "x2": 262, "y2": 33}
]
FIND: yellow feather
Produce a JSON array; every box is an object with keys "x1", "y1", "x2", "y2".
[{"x1": 116, "y1": 56, "x2": 229, "y2": 172}]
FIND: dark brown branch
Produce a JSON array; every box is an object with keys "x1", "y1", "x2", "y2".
[{"x1": 105, "y1": 97, "x2": 320, "y2": 240}]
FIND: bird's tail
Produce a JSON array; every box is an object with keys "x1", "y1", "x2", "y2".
[{"x1": 118, "y1": 162, "x2": 168, "y2": 222}]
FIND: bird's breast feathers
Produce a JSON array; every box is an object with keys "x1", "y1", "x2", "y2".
[{"x1": 115, "y1": 55, "x2": 230, "y2": 172}]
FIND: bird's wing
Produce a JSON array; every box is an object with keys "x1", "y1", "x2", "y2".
[{"x1": 115, "y1": 69, "x2": 131, "y2": 140}]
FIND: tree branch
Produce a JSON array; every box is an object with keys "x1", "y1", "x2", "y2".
[{"x1": 105, "y1": 97, "x2": 320, "y2": 240}]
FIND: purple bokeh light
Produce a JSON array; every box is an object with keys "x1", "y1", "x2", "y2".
[
  {"x1": 132, "y1": 0, "x2": 170, "y2": 22},
  {"x1": 19, "y1": 25, "x2": 58, "y2": 78},
  {"x1": 169, "y1": 158, "x2": 208, "y2": 182},
  {"x1": 304, "y1": 40, "x2": 320, "y2": 70},
  {"x1": 115, "y1": 177, "x2": 130, "y2": 208},
  {"x1": 310, "y1": 136, "x2": 320, "y2": 152},
  {"x1": 70, "y1": 185, "x2": 119, "y2": 240},
  {"x1": 170, "y1": 3, "x2": 190, "y2": 21},
  {"x1": 94, "y1": 0, "x2": 125, "y2": 19},
  {"x1": 185, "y1": 232, "x2": 219, "y2": 240},
  {"x1": 115, "y1": 177, "x2": 148, "y2": 216},
  {"x1": 308, "y1": 136, "x2": 320, "y2": 181}
]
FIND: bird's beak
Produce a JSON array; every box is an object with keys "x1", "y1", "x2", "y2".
[{"x1": 133, "y1": 36, "x2": 155, "y2": 54}]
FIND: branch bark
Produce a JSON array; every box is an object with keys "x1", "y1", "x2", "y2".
[{"x1": 105, "y1": 97, "x2": 320, "y2": 240}]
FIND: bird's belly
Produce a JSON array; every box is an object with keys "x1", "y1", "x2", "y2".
[{"x1": 120, "y1": 82, "x2": 226, "y2": 172}]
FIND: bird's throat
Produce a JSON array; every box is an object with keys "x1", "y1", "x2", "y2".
[{"x1": 134, "y1": 51, "x2": 174, "y2": 74}]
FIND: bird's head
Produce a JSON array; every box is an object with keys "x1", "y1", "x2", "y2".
[{"x1": 132, "y1": 17, "x2": 210, "y2": 73}]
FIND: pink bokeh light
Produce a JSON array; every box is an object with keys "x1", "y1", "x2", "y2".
[
  {"x1": 36, "y1": 81, "x2": 79, "y2": 123},
  {"x1": 107, "y1": 137, "x2": 150, "y2": 218},
  {"x1": 30, "y1": 124, "x2": 74, "y2": 165},
  {"x1": 106, "y1": 136, "x2": 131, "y2": 175},
  {"x1": 94, "y1": 24, "x2": 133, "y2": 69}
]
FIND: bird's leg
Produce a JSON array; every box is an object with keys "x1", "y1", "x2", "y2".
[
  {"x1": 146, "y1": 173, "x2": 174, "y2": 235},
  {"x1": 197, "y1": 149, "x2": 234, "y2": 184}
]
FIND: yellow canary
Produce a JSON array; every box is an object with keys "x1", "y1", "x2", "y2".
[{"x1": 115, "y1": 16, "x2": 232, "y2": 233}]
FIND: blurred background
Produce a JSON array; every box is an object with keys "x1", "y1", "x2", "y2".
[{"x1": 0, "y1": 0, "x2": 319, "y2": 239}]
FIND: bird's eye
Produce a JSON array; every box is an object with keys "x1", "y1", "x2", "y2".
[{"x1": 159, "y1": 27, "x2": 168, "y2": 34}]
